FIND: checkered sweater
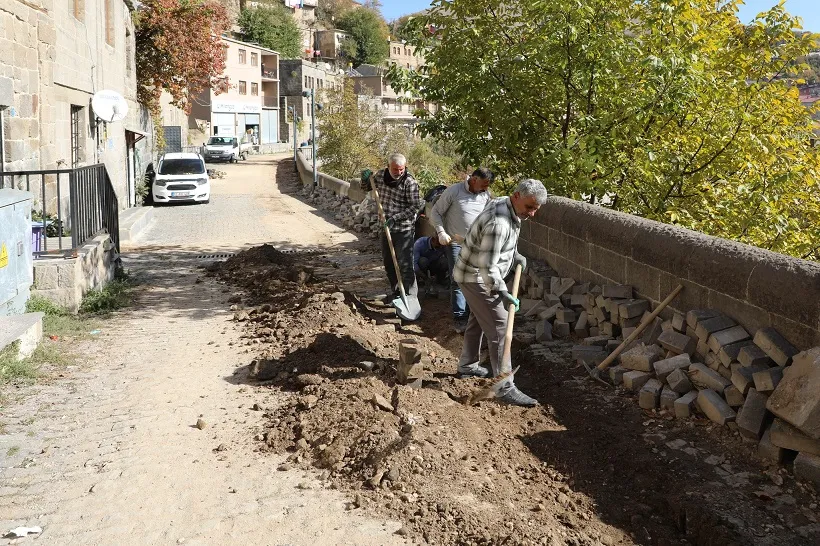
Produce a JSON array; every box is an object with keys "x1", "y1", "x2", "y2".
[
  {"x1": 360, "y1": 168, "x2": 423, "y2": 232},
  {"x1": 453, "y1": 197, "x2": 521, "y2": 292}
]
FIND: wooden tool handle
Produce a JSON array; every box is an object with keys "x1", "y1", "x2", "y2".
[
  {"x1": 371, "y1": 179, "x2": 407, "y2": 298},
  {"x1": 501, "y1": 264, "x2": 523, "y2": 367},
  {"x1": 595, "y1": 284, "x2": 684, "y2": 372}
]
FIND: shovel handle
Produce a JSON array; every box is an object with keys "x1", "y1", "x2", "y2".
[
  {"x1": 370, "y1": 178, "x2": 407, "y2": 298},
  {"x1": 595, "y1": 284, "x2": 684, "y2": 372},
  {"x1": 501, "y1": 264, "x2": 523, "y2": 368}
]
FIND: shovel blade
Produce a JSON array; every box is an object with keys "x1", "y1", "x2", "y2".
[{"x1": 392, "y1": 294, "x2": 422, "y2": 321}]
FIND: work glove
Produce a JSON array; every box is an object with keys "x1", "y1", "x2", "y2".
[
  {"x1": 498, "y1": 290, "x2": 520, "y2": 312},
  {"x1": 383, "y1": 217, "x2": 395, "y2": 230},
  {"x1": 438, "y1": 232, "x2": 452, "y2": 246},
  {"x1": 360, "y1": 168, "x2": 373, "y2": 188},
  {"x1": 513, "y1": 252, "x2": 527, "y2": 272}
]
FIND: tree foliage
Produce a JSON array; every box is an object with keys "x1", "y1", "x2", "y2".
[
  {"x1": 317, "y1": 80, "x2": 464, "y2": 192},
  {"x1": 390, "y1": 12, "x2": 425, "y2": 42},
  {"x1": 134, "y1": 0, "x2": 230, "y2": 116},
  {"x1": 317, "y1": 0, "x2": 356, "y2": 28},
  {"x1": 317, "y1": 79, "x2": 384, "y2": 181},
  {"x1": 337, "y1": 8, "x2": 390, "y2": 67},
  {"x1": 238, "y1": 5, "x2": 303, "y2": 59},
  {"x1": 390, "y1": 0, "x2": 820, "y2": 260}
]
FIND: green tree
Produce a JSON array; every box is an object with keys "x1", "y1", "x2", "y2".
[
  {"x1": 317, "y1": 79, "x2": 384, "y2": 181},
  {"x1": 238, "y1": 5, "x2": 302, "y2": 59},
  {"x1": 317, "y1": 0, "x2": 356, "y2": 27},
  {"x1": 390, "y1": 0, "x2": 820, "y2": 260},
  {"x1": 337, "y1": 8, "x2": 390, "y2": 67}
]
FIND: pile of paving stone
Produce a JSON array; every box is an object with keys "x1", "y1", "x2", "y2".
[
  {"x1": 518, "y1": 260, "x2": 820, "y2": 490},
  {"x1": 300, "y1": 186, "x2": 381, "y2": 238}
]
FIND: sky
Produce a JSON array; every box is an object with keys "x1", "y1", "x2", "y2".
[{"x1": 380, "y1": 0, "x2": 819, "y2": 32}]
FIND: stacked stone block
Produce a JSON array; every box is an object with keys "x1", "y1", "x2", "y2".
[{"x1": 516, "y1": 259, "x2": 820, "y2": 490}]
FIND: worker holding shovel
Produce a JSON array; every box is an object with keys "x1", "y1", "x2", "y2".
[
  {"x1": 361, "y1": 153, "x2": 424, "y2": 320},
  {"x1": 454, "y1": 179, "x2": 549, "y2": 407}
]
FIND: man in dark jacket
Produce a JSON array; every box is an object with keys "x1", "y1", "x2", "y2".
[{"x1": 361, "y1": 153, "x2": 424, "y2": 302}]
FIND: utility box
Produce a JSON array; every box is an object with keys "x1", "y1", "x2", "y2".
[{"x1": 0, "y1": 189, "x2": 33, "y2": 316}]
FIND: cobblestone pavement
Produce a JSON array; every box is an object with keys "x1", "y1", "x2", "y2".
[{"x1": 0, "y1": 156, "x2": 406, "y2": 545}]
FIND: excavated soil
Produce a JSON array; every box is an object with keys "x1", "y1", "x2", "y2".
[{"x1": 209, "y1": 245, "x2": 819, "y2": 546}]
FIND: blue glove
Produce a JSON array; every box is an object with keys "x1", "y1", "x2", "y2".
[
  {"x1": 498, "y1": 290, "x2": 520, "y2": 312},
  {"x1": 383, "y1": 217, "x2": 395, "y2": 230}
]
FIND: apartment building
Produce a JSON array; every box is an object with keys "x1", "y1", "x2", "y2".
[
  {"x1": 388, "y1": 40, "x2": 423, "y2": 70},
  {"x1": 279, "y1": 59, "x2": 343, "y2": 142},
  {"x1": 350, "y1": 64, "x2": 434, "y2": 127},
  {"x1": 189, "y1": 37, "x2": 281, "y2": 145}
]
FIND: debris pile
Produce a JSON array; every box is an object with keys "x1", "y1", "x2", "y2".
[
  {"x1": 516, "y1": 260, "x2": 820, "y2": 490},
  {"x1": 301, "y1": 186, "x2": 381, "y2": 238},
  {"x1": 212, "y1": 244, "x2": 818, "y2": 545}
]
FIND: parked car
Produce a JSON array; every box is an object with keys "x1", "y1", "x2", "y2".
[
  {"x1": 152, "y1": 152, "x2": 210, "y2": 205},
  {"x1": 203, "y1": 136, "x2": 251, "y2": 163}
]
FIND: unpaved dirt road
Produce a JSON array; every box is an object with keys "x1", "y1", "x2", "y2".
[{"x1": 0, "y1": 156, "x2": 406, "y2": 545}]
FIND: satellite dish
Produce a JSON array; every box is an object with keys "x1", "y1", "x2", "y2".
[{"x1": 91, "y1": 90, "x2": 128, "y2": 123}]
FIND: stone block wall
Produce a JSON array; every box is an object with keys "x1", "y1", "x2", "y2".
[
  {"x1": 0, "y1": 0, "x2": 56, "y2": 173},
  {"x1": 32, "y1": 233, "x2": 117, "y2": 313},
  {"x1": 518, "y1": 197, "x2": 820, "y2": 349}
]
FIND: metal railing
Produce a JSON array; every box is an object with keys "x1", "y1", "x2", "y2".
[{"x1": 0, "y1": 163, "x2": 119, "y2": 255}]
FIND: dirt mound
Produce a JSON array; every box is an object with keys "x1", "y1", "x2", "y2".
[
  {"x1": 218, "y1": 245, "x2": 818, "y2": 546},
  {"x1": 226, "y1": 243, "x2": 295, "y2": 268}
]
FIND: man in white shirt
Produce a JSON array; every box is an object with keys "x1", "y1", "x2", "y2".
[{"x1": 430, "y1": 167, "x2": 494, "y2": 332}]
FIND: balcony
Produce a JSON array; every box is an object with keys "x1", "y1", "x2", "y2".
[
  {"x1": 262, "y1": 95, "x2": 279, "y2": 108},
  {"x1": 261, "y1": 68, "x2": 278, "y2": 81}
]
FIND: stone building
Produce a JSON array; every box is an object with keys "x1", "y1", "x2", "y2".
[
  {"x1": 0, "y1": 0, "x2": 155, "y2": 210},
  {"x1": 278, "y1": 59, "x2": 343, "y2": 143}
]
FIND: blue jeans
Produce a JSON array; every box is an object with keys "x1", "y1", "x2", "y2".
[{"x1": 445, "y1": 243, "x2": 469, "y2": 321}]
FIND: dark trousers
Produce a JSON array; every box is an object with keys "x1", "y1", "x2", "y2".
[{"x1": 381, "y1": 229, "x2": 418, "y2": 297}]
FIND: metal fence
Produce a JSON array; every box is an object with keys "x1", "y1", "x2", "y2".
[{"x1": 0, "y1": 163, "x2": 119, "y2": 255}]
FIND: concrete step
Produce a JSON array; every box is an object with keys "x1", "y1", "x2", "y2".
[
  {"x1": 119, "y1": 206, "x2": 154, "y2": 245},
  {"x1": 0, "y1": 312, "x2": 44, "y2": 360}
]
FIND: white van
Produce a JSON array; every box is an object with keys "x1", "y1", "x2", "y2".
[{"x1": 152, "y1": 152, "x2": 210, "y2": 205}]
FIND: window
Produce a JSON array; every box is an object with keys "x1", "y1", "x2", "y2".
[
  {"x1": 71, "y1": 105, "x2": 83, "y2": 167},
  {"x1": 238, "y1": 81, "x2": 247, "y2": 95},
  {"x1": 251, "y1": 82, "x2": 258, "y2": 96},
  {"x1": 73, "y1": 0, "x2": 84, "y2": 21},
  {"x1": 158, "y1": 158, "x2": 205, "y2": 175},
  {"x1": 304, "y1": 76, "x2": 308, "y2": 88},
  {"x1": 251, "y1": 52, "x2": 258, "y2": 66},
  {"x1": 239, "y1": 49, "x2": 246, "y2": 64},
  {"x1": 104, "y1": 0, "x2": 114, "y2": 46}
]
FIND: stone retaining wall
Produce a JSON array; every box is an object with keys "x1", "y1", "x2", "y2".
[
  {"x1": 32, "y1": 233, "x2": 118, "y2": 313},
  {"x1": 518, "y1": 197, "x2": 820, "y2": 350}
]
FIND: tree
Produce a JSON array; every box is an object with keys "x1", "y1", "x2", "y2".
[
  {"x1": 337, "y1": 8, "x2": 390, "y2": 67},
  {"x1": 390, "y1": 0, "x2": 820, "y2": 260},
  {"x1": 238, "y1": 5, "x2": 302, "y2": 59},
  {"x1": 317, "y1": 0, "x2": 356, "y2": 28},
  {"x1": 135, "y1": 0, "x2": 230, "y2": 118},
  {"x1": 390, "y1": 12, "x2": 424, "y2": 42},
  {"x1": 317, "y1": 79, "x2": 384, "y2": 181}
]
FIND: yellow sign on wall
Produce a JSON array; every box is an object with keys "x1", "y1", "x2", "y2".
[{"x1": 0, "y1": 243, "x2": 8, "y2": 269}]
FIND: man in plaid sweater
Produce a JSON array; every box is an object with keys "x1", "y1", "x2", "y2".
[
  {"x1": 361, "y1": 153, "x2": 424, "y2": 305},
  {"x1": 454, "y1": 178, "x2": 549, "y2": 406}
]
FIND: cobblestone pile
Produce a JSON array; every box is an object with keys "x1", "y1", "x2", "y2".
[
  {"x1": 301, "y1": 186, "x2": 381, "y2": 239},
  {"x1": 517, "y1": 260, "x2": 820, "y2": 491}
]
